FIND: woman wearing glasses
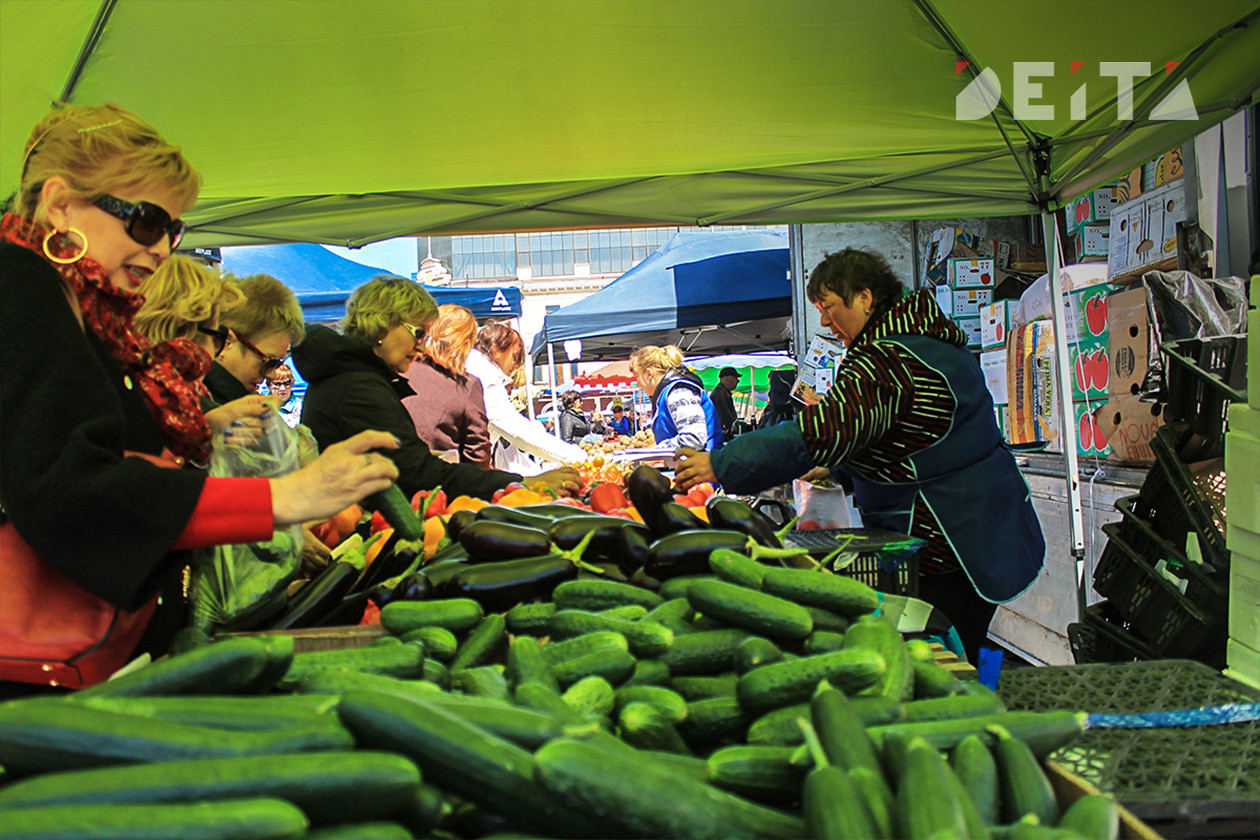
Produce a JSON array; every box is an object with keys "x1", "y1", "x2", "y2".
[
  {"x1": 295, "y1": 276, "x2": 582, "y2": 501},
  {"x1": 266, "y1": 364, "x2": 304, "y2": 430},
  {"x1": 0, "y1": 104, "x2": 400, "y2": 691},
  {"x1": 205, "y1": 273, "x2": 304, "y2": 404}
]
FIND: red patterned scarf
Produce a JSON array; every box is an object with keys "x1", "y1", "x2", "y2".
[{"x1": 1, "y1": 213, "x2": 213, "y2": 465}]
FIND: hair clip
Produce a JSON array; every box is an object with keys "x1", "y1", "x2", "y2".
[{"x1": 77, "y1": 120, "x2": 122, "y2": 134}]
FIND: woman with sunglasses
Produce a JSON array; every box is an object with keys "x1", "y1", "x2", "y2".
[
  {"x1": 295, "y1": 276, "x2": 582, "y2": 501},
  {"x1": 205, "y1": 273, "x2": 304, "y2": 404},
  {"x1": 0, "y1": 104, "x2": 400, "y2": 692}
]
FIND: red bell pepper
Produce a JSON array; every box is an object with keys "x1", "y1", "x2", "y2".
[
  {"x1": 589, "y1": 482, "x2": 630, "y2": 515},
  {"x1": 410, "y1": 488, "x2": 448, "y2": 519}
]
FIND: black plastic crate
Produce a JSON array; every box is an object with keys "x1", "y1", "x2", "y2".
[
  {"x1": 1113, "y1": 496, "x2": 1227, "y2": 610},
  {"x1": 1151, "y1": 423, "x2": 1230, "y2": 570},
  {"x1": 781, "y1": 527, "x2": 923, "y2": 597},
  {"x1": 1160, "y1": 335, "x2": 1248, "y2": 457},
  {"x1": 1068, "y1": 600, "x2": 1159, "y2": 664},
  {"x1": 1092, "y1": 523, "x2": 1226, "y2": 665}
]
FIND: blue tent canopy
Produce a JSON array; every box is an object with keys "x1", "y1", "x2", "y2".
[
  {"x1": 530, "y1": 230, "x2": 790, "y2": 362},
  {"x1": 219, "y1": 242, "x2": 522, "y2": 323}
]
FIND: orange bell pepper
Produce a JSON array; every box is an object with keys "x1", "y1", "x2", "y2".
[
  {"x1": 495, "y1": 488, "x2": 550, "y2": 508},
  {"x1": 688, "y1": 506, "x2": 710, "y2": 523},
  {"x1": 364, "y1": 529, "x2": 393, "y2": 565},
  {"x1": 423, "y1": 516, "x2": 447, "y2": 559},
  {"x1": 445, "y1": 495, "x2": 489, "y2": 514}
]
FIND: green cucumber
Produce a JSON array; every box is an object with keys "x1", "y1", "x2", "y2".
[
  {"x1": 706, "y1": 744, "x2": 809, "y2": 803},
  {"x1": 950, "y1": 734, "x2": 1000, "y2": 826},
  {"x1": 614, "y1": 685, "x2": 689, "y2": 725},
  {"x1": 621, "y1": 658, "x2": 672, "y2": 687},
  {"x1": 736, "y1": 648, "x2": 886, "y2": 711},
  {"x1": 896, "y1": 737, "x2": 970, "y2": 839},
  {"x1": 735, "y1": 636, "x2": 784, "y2": 672},
  {"x1": 449, "y1": 613, "x2": 507, "y2": 672},
  {"x1": 534, "y1": 737, "x2": 806, "y2": 839},
  {"x1": 563, "y1": 676, "x2": 616, "y2": 718},
  {"x1": 66, "y1": 694, "x2": 339, "y2": 732},
  {"x1": 513, "y1": 681, "x2": 593, "y2": 728},
  {"x1": 504, "y1": 601, "x2": 557, "y2": 635},
  {"x1": 902, "y1": 691, "x2": 1006, "y2": 723},
  {"x1": 686, "y1": 579, "x2": 813, "y2": 641},
  {"x1": 392, "y1": 783, "x2": 451, "y2": 837},
  {"x1": 678, "y1": 695, "x2": 749, "y2": 744},
  {"x1": 548, "y1": 610, "x2": 674, "y2": 657},
  {"x1": 451, "y1": 665, "x2": 510, "y2": 700},
  {"x1": 641, "y1": 597, "x2": 699, "y2": 636},
  {"x1": 506, "y1": 636, "x2": 559, "y2": 692},
  {"x1": 278, "y1": 642, "x2": 425, "y2": 689},
  {"x1": 670, "y1": 673, "x2": 740, "y2": 700},
  {"x1": 304, "y1": 822, "x2": 413, "y2": 840},
  {"x1": 803, "y1": 630, "x2": 848, "y2": 655},
  {"x1": 912, "y1": 658, "x2": 966, "y2": 698},
  {"x1": 905, "y1": 637, "x2": 936, "y2": 662},
  {"x1": 843, "y1": 615, "x2": 912, "y2": 700},
  {"x1": 993, "y1": 725, "x2": 1060, "y2": 826},
  {"x1": 803, "y1": 606, "x2": 852, "y2": 634},
  {"x1": 803, "y1": 765, "x2": 878, "y2": 840},
  {"x1": 708, "y1": 549, "x2": 770, "y2": 588},
  {"x1": 553, "y1": 578, "x2": 664, "y2": 611},
  {"x1": 550, "y1": 648, "x2": 637, "y2": 688},
  {"x1": 0, "y1": 798, "x2": 308, "y2": 840},
  {"x1": 0, "y1": 751, "x2": 419, "y2": 823},
  {"x1": 363, "y1": 482, "x2": 424, "y2": 541},
  {"x1": 70, "y1": 637, "x2": 272, "y2": 699},
  {"x1": 661, "y1": 628, "x2": 750, "y2": 675},
  {"x1": 618, "y1": 701, "x2": 691, "y2": 754},
  {"x1": 811, "y1": 684, "x2": 883, "y2": 777},
  {"x1": 868, "y1": 710, "x2": 1087, "y2": 759},
  {"x1": 658, "y1": 574, "x2": 713, "y2": 601},
  {"x1": 747, "y1": 695, "x2": 903, "y2": 746},
  {"x1": 760, "y1": 566, "x2": 880, "y2": 617},
  {"x1": 400, "y1": 626, "x2": 458, "y2": 660},
  {"x1": 379, "y1": 599, "x2": 484, "y2": 635},
  {"x1": 542, "y1": 630, "x2": 629, "y2": 665},
  {"x1": 335, "y1": 690, "x2": 599, "y2": 838},
  {"x1": 599, "y1": 604, "x2": 650, "y2": 620},
  {"x1": 1057, "y1": 793, "x2": 1120, "y2": 840},
  {"x1": 421, "y1": 657, "x2": 450, "y2": 689},
  {"x1": 0, "y1": 702, "x2": 353, "y2": 778},
  {"x1": 848, "y1": 766, "x2": 895, "y2": 837}
]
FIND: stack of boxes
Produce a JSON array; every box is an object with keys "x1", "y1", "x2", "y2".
[
  {"x1": 1067, "y1": 185, "x2": 1118, "y2": 263},
  {"x1": 1107, "y1": 150, "x2": 1188, "y2": 282},
  {"x1": 980, "y1": 300, "x2": 1016, "y2": 438},
  {"x1": 1096, "y1": 287, "x2": 1164, "y2": 464},
  {"x1": 1224, "y1": 279, "x2": 1260, "y2": 689}
]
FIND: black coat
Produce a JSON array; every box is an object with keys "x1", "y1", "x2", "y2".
[
  {"x1": 559, "y1": 407, "x2": 590, "y2": 443},
  {"x1": 204, "y1": 361, "x2": 253, "y2": 407},
  {"x1": 292, "y1": 325, "x2": 519, "y2": 501}
]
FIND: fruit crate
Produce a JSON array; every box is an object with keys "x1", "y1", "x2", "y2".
[
  {"x1": 780, "y1": 527, "x2": 924, "y2": 597},
  {"x1": 1112, "y1": 496, "x2": 1227, "y2": 609},
  {"x1": 1092, "y1": 523, "x2": 1226, "y2": 665},
  {"x1": 999, "y1": 660, "x2": 1260, "y2": 836},
  {"x1": 1067, "y1": 600, "x2": 1160, "y2": 664},
  {"x1": 1160, "y1": 335, "x2": 1248, "y2": 458},
  {"x1": 1150, "y1": 423, "x2": 1230, "y2": 570}
]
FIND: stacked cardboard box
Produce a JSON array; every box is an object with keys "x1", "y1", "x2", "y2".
[
  {"x1": 1006, "y1": 320, "x2": 1059, "y2": 450},
  {"x1": 1067, "y1": 185, "x2": 1118, "y2": 263},
  {"x1": 1107, "y1": 178, "x2": 1187, "y2": 281},
  {"x1": 1095, "y1": 286, "x2": 1164, "y2": 465}
]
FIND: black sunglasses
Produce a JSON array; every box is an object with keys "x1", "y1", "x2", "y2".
[
  {"x1": 197, "y1": 325, "x2": 230, "y2": 355},
  {"x1": 92, "y1": 195, "x2": 188, "y2": 249}
]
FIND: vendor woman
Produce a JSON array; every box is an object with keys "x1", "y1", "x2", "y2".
[{"x1": 673, "y1": 248, "x2": 1045, "y2": 662}]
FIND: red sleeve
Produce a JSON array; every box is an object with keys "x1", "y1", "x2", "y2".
[{"x1": 171, "y1": 477, "x2": 275, "y2": 549}]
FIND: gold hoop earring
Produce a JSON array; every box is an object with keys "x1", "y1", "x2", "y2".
[{"x1": 43, "y1": 228, "x2": 88, "y2": 264}]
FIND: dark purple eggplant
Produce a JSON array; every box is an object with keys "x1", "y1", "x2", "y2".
[
  {"x1": 444, "y1": 508, "x2": 479, "y2": 543},
  {"x1": 649, "y1": 501, "x2": 709, "y2": 539},
  {"x1": 548, "y1": 516, "x2": 645, "y2": 560},
  {"x1": 438, "y1": 554, "x2": 578, "y2": 612},
  {"x1": 626, "y1": 465, "x2": 674, "y2": 532},
  {"x1": 266, "y1": 560, "x2": 360, "y2": 629},
  {"x1": 422, "y1": 541, "x2": 469, "y2": 568},
  {"x1": 706, "y1": 496, "x2": 783, "y2": 548},
  {"x1": 352, "y1": 532, "x2": 417, "y2": 594},
  {"x1": 643, "y1": 529, "x2": 751, "y2": 579},
  {"x1": 474, "y1": 505, "x2": 559, "y2": 530},
  {"x1": 415, "y1": 556, "x2": 469, "y2": 591},
  {"x1": 459, "y1": 520, "x2": 552, "y2": 563},
  {"x1": 315, "y1": 591, "x2": 369, "y2": 626},
  {"x1": 367, "y1": 582, "x2": 398, "y2": 608},
  {"x1": 393, "y1": 571, "x2": 435, "y2": 602},
  {"x1": 617, "y1": 524, "x2": 653, "y2": 575},
  {"x1": 516, "y1": 503, "x2": 602, "y2": 519}
]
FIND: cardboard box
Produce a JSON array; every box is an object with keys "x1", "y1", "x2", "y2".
[
  {"x1": 980, "y1": 349, "x2": 1008, "y2": 405},
  {"x1": 1063, "y1": 281, "x2": 1121, "y2": 344},
  {"x1": 951, "y1": 287, "x2": 993, "y2": 318},
  {"x1": 1225, "y1": 638, "x2": 1260, "y2": 692},
  {"x1": 1155, "y1": 147, "x2": 1183, "y2": 185},
  {"x1": 994, "y1": 404, "x2": 1010, "y2": 440},
  {"x1": 1095, "y1": 394, "x2": 1164, "y2": 465},
  {"x1": 1074, "y1": 399, "x2": 1113, "y2": 458},
  {"x1": 1107, "y1": 287, "x2": 1151, "y2": 397},
  {"x1": 954, "y1": 316, "x2": 982, "y2": 349},
  {"x1": 1068, "y1": 337, "x2": 1110, "y2": 401},
  {"x1": 934, "y1": 284, "x2": 954, "y2": 316},
  {"x1": 923, "y1": 227, "x2": 981, "y2": 287},
  {"x1": 1005, "y1": 242, "x2": 1047, "y2": 274},
  {"x1": 1114, "y1": 167, "x2": 1142, "y2": 203},
  {"x1": 947, "y1": 257, "x2": 998, "y2": 290},
  {"x1": 1071, "y1": 223, "x2": 1110, "y2": 260},
  {"x1": 1228, "y1": 551, "x2": 1260, "y2": 651},
  {"x1": 1008, "y1": 323, "x2": 1032, "y2": 443},
  {"x1": 980, "y1": 299, "x2": 1016, "y2": 351},
  {"x1": 1030, "y1": 322, "x2": 1060, "y2": 450},
  {"x1": 1108, "y1": 180, "x2": 1186, "y2": 279},
  {"x1": 1067, "y1": 186, "x2": 1118, "y2": 233},
  {"x1": 1045, "y1": 762, "x2": 1162, "y2": 840}
]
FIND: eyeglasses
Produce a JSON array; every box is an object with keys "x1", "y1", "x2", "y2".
[
  {"x1": 197, "y1": 325, "x2": 230, "y2": 355},
  {"x1": 402, "y1": 323, "x2": 427, "y2": 343},
  {"x1": 234, "y1": 331, "x2": 286, "y2": 376},
  {"x1": 92, "y1": 195, "x2": 188, "y2": 249},
  {"x1": 269, "y1": 380, "x2": 294, "y2": 388}
]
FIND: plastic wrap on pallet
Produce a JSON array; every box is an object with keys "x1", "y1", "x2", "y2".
[{"x1": 1142, "y1": 270, "x2": 1249, "y2": 343}]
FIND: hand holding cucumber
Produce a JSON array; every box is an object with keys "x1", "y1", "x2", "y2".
[{"x1": 271, "y1": 430, "x2": 400, "y2": 526}]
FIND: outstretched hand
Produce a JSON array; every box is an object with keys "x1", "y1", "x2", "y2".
[
  {"x1": 534, "y1": 466, "x2": 584, "y2": 498},
  {"x1": 270, "y1": 430, "x2": 400, "y2": 526},
  {"x1": 672, "y1": 447, "x2": 716, "y2": 490}
]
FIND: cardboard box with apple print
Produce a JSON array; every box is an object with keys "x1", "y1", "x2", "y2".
[
  {"x1": 1068, "y1": 337, "x2": 1110, "y2": 401},
  {"x1": 1074, "y1": 400, "x2": 1113, "y2": 458},
  {"x1": 1096, "y1": 394, "x2": 1164, "y2": 465},
  {"x1": 1063, "y1": 281, "x2": 1122, "y2": 344},
  {"x1": 1067, "y1": 186, "x2": 1118, "y2": 234}
]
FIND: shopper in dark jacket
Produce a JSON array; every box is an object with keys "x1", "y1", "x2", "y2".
[
  {"x1": 294, "y1": 276, "x2": 581, "y2": 501},
  {"x1": 709, "y1": 366, "x2": 740, "y2": 439},
  {"x1": 558, "y1": 391, "x2": 590, "y2": 443}
]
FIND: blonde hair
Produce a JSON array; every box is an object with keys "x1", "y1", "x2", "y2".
[
  {"x1": 220, "y1": 274, "x2": 306, "y2": 346},
  {"x1": 342, "y1": 276, "x2": 437, "y2": 343},
  {"x1": 629, "y1": 345, "x2": 685, "y2": 376},
  {"x1": 135, "y1": 255, "x2": 242, "y2": 344},
  {"x1": 421, "y1": 304, "x2": 477, "y2": 375},
  {"x1": 16, "y1": 103, "x2": 201, "y2": 225}
]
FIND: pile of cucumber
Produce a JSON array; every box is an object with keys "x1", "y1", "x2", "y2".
[{"x1": 0, "y1": 551, "x2": 1120, "y2": 840}]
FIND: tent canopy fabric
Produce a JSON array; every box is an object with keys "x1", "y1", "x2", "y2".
[
  {"x1": 530, "y1": 230, "x2": 791, "y2": 361},
  {"x1": 3, "y1": 2, "x2": 1257, "y2": 248},
  {"x1": 219, "y1": 243, "x2": 522, "y2": 323}
]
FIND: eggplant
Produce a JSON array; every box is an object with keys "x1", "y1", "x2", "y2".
[
  {"x1": 444, "y1": 508, "x2": 479, "y2": 543},
  {"x1": 548, "y1": 516, "x2": 646, "y2": 561},
  {"x1": 643, "y1": 529, "x2": 751, "y2": 579},
  {"x1": 618, "y1": 525, "x2": 653, "y2": 575},
  {"x1": 366, "y1": 582, "x2": 398, "y2": 608},
  {"x1": 706, "y1": 496, "x2": 783, "y2": 548},
  {"x1": 416, "y1": 556, "x2": 470, "y2": 590},
  {"x1": 351, "y1": 532, "x2": 416, "y2": 594},
  {"x1": 266, "y1": 560, "x2": 360, "y2": 629},
  {"x1": 474, "y1": 505, "x2": 561, "y2": 530},
  {"x1": 438, "y1": 554, "x2": 578, "y2": 612},
  {"x1": 516, "y1": 503, "x2": 601, "y2": 519},
  {"x1": 422, "y1": 541, "x2": 469, "y2": 568},
  {"x1": 315, "y1": 591, "x2": 369, "y2": 626},
  {"x1": 649, "y1": 501, "x2": 709, "y2": 539},
  {"x1": 626, "y1": 465, "x2": 674, "y2": 531},
  {"x1": 459, "y1": 520, "x2": 552, "y2": 563},
  {"x1": 393, "y1": 571, "x2": 435, "y2": 602}
]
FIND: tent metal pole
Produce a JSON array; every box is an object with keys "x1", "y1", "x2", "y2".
[
  {"x1": 1041, "y1": 211, "x2": 1087, "y2": 622},
  {"x1": 546, "y1": 342, "x2": 562, "y2": 439}
]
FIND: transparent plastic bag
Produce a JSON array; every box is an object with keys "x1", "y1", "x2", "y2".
[{"x1": 186, "y1": 416, "x2": 304, "y2": 633}]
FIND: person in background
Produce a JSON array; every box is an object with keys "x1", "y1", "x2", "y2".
[
  {"x1": 265, "y1": 364, "x2": 303, "y2": 430},
  {"x1": 466, "y1": 321, "x2": 586, "y2": 474},
  {"x1": 558, "y1": 390, "x2": 590, "y2": 443},
  {"x1": 607, "y1": 403, "x2": 633, "y2": 437},
  {"x1": 673, "y1": 248, "x2": 1045, "y2": 663},
  {"x1": 629, "y1": 344, "x2": 723, "y2": 452},
  {"x1": 402, "y1": 304, "x2": 491, "y2": 468},
  {"x1": 207, "y1": 273, "x2": 304, "y2": 405},
  {"x1": 1, "y1": 104, "x2": 398, "y2": 690},
  {"x1": 295, "y1": 277, "x2": 580, "y2": 499},
  {"x1": 709, "y1": 365, "x2": 741, "y2": 440},
  {"x1": 589, "y1": 410, "x2": 608, "y2": 437}
]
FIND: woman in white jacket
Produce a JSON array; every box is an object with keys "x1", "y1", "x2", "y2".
[{"x1": 466, "y1": 322, "x2": 586, "y2": 475}]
